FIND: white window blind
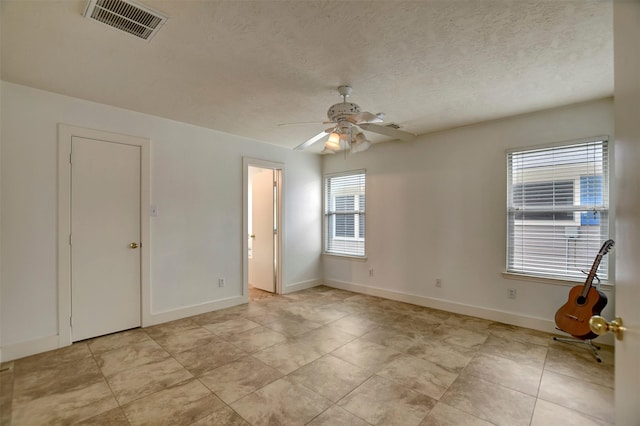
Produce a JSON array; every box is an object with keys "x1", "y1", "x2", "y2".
[
  {"x1": 507, "y1": 139, "x2": 610, "y2": 281},
  {"x1": 324, "y1": 171, "x2": 366, "y2": 257}
]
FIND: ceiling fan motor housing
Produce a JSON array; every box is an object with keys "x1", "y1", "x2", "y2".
[{"x1": 327, "y1": 102, "x2": 361, "y2": 122}]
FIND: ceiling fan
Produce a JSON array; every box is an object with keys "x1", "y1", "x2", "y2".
[{"x1": 291, "y1": 86, "x2": 416, "y2": 154}]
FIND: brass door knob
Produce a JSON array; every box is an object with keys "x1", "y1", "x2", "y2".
[
  {"x1": 589, "y1": 315, "x2": 626, "y2": 341},
  {"x1": 130, "y1": 242, "x2": 139, "y2": 249}
]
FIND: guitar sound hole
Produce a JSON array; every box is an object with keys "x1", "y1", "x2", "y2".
[{"x1": 576, "y1": 296, "x2": 587, "y2": 305}]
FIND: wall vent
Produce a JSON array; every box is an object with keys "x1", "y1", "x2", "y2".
[{"x1": 83, "y1": 0, "x2": 168, "y2": 41}]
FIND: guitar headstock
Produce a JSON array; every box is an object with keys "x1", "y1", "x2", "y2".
[{"x1": 600, "y1": 239, "x2": 615, "y2": 255}]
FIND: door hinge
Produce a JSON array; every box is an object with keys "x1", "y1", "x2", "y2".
[
  {"x1": 69, "y1": 234, "x2": 72, "y2": 245},
  {"x1": 69, "y1": 316, "x2": 73, "y2": 327},
  {"x1": 69, "y1": 153, "x2": 72, "y2": 164}
]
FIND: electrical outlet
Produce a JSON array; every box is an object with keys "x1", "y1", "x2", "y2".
[
  {"x1": 507, "y1": 288, "x2": 517, "y2": 299},
  {"x1": 435, "y1": 278, "x2": 442, "y2": 288},
  {"x1": 369, "y1": 269, "x2": 374, "y2": 277},
  {"x1": 218, "y1": 278, "x2": 225, "y2": 287}
]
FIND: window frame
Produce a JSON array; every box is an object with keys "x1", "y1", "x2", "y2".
[
  {"x1": 323, "y1": 170, "x2": 366, "y2": 258},
  {"x1": 505, "y1": 137, "x2": 611, "y2": 283}
]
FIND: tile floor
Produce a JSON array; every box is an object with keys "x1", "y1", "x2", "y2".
[{"x1": 0, "y1": 286, "x2": 614, "y2": 425}]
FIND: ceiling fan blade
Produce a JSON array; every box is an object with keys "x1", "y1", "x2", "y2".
[
  {"x1": 358, "y1": 123, "x2": 416, "y2": 142},
  {"x1": 278, "y1": 121, "x2": 324, "y2": 127},
  {"x1": 350, "y1": 111, "x2": 384, "y2": 124},
  {"x1": 293, "y1": 130, "x2": 329, "y2": 151}
]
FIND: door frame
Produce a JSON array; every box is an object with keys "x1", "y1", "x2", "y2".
[
  {"x1": 243, "y1": 158, "x2": 284, "y2": 296},
  {"x1": 57, "y1": 124, "x2": 151, "y2": 346}
]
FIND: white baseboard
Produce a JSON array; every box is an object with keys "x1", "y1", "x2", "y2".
[
  {"x1": 1, "y1": 296, "x2": 250, "y2": 362},
  {"x1": 324, "y1": 279, "x2": 614, "y2": 345},
  {"x1": 145, "y1": 295, "x2": 248, "y2": 326},
  {"x1": 1, "y1": 335, "x2": 62, "y2": 362},
  {"x1": 283, "y1": 279, "x2": 321, "y2": 294}
]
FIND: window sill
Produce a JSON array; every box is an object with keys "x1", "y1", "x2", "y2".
[
  {"x1": 323, "y1": 252, "x2": 367, "y2": 261},
  {"x1": 502, "y1": 271, "x2": 614, "y2": 289}
]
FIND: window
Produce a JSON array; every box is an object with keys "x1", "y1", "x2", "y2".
[
  {"x1": 324, "y1": 171, "x2": 366, "y2": 257},
  {"x1": 506, "y1": 139, "x2": 609, "y2": 281}
]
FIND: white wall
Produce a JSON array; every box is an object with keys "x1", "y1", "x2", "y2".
[
  {"x1": 0, "y1": 81, "x2": 322, "y2": 360},
  {"x1": 323, "y1": 98, "x2": 615, "y2": 336}
]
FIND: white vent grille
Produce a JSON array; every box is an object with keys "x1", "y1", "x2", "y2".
[{"x1": 84, "y1": 0, "x2": 167, "y2": 41}]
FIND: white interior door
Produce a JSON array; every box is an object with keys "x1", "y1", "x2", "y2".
[
  {"x1": 613, "y1": 1, "x2": 640, "y2": 420},
  {"x1": 250, "y1": 168, "x2": 275, "y2": 292},
  {"x1": 71, "y1": 136, "x2": 141, "y2": 341}
]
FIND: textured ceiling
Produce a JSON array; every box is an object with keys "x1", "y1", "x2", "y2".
[{"x1": 1, "y1": 1, "x2": 613, "y2": 150}]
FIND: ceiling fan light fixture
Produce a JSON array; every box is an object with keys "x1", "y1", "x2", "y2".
[
  {"x1": 351, "y1": 132, "x2": 372, "y2": 153},
  {"x1": 325, "y1": 132, "x2": 341, "y2": 150}
]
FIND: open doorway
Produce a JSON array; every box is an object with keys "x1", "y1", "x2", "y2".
[{"x1": 243, "y1": 158, "x2": 284, "y2": 301}]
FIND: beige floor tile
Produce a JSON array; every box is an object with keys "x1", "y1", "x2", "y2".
[
  {"x1": 412, "y1": 308, "x2": 452, "y2": 324},
  {"x1": 76, "y1": 407, "x2": 130, "y2": 425},
  {"x1": 95, "y1": 339, "x2": 170, "y2": 376},
  {"x1": 538, "y1": 370, "x2": 614, "y2": 424},
  {"x1": 419, "y1": 402, "x2": 493, "y2": 425},
  {"x1": 190, "y1": 405, "x2": 250, "y2": 425},
  {"x1": 463, "y1": 352, "x2": 542, "y2": 396},
  {"x1": 12, "y1": 356, "x2": 104, "y2": 404},
  {"x1": 204, "y1": 318, "x2": 262, "y2": 338},
  {"x1": 331, "y1": 338, "x2": 403, "y2": 372},
  {"x1": 105, "y1": 357, "x2": 193, "y2": 405},
  {"x1": 376, "y1": 299, "x2": 425, "y2": 314},
  {"x1": 307, "y1": 305, "x2": 351, "y2": 324},
  {"x1": 490, "y1": 323, "x2": 553, "y2": 347},
  {"x1": 11, "y1": 379, "x2": 118, "y2": 425},
  {"x1": 478, "y1": 334, "x2": 547, "y2": 368},
  {"x1": 443, "y1": 314, "x2": 496, "y2": 333},
  {"x1": 328, "y1": 314, "x2": 380, "y2": 336},
  {"x1": 287, "y1": 354, "x2": 371, "y2": 402},
  {"x1": 224, "y1": 326, "x2": 289, "y2": 353},
  {"x1": 172, "y1": 339, "x2": 247, "y2": 376},
  {"x1": 0, "y1": 365, "x2": 14, "y2": 425},
  {"x1": 294, "y1": 324, "x2": 357, "y2": 353},
  {"x1": 191, "y1": 309, "x2": 246, "y2": 327},
  {"x1": 261, "y1": 316, "x2": 323, "y2": 337},
  {"x1": 355, "y1": 307, "x2": 404, "y2": 325},
  {"x1": 143, "y1": 318, "x2": 200, "y2": 339},
  {"x1": 280, "y1": 304, "x2": 349, "y2": 324},
  {"x1": 14, "y1": 342, "x2": 93, "y2": 372},
  {"x1": 1, "y1": 286, "x2": 615, "y2": 426},
  {"x1": 545, "y1": 344, "x2": 614, "y2": 388},
  {"x1": 549, "y1": 338, "x2": 615, "y2": 364},
  {"x1": 413, "y1": 338, "x2": 477, "y2": 373},
  {"x1": 376, "y1": 354, "x2": 458, "y2": 400},
  {"x1": 253, "y1": 340, "x2": 324, "y2": 374},
  {"x1": 307, "y1": 405, "x2": 370, "y2": 426},
  {"x1": 87, "y1": 329, "x2": 151, "y2": 355},
  {"x1": 440, "y1": 374, "x2": 535, "y2": 426},
  {"x1": 531, "y1": 399, "x2": 612, "y2": 426},
  {"x1": 230, "y1": 378, "x2": 332, "y2": 425},
  {"x1": 339, "y1": 375, "x2": 436, "y2": 426},
  {"x1": 122, "y1": 379, "x2": 224, "y2": 426},
  {"x1": 361, "y1": 326, "x2": 433, "y2": 356},
  {"x1": 389, "y1": 315, "x2": 442, "y2": 335},
  {"x1": 152, "y1": 327, "x2": 217, "y2": 355},
  {"x1": 199, "y1": 356, "x2": 282, "y2": 404},
  {"x1": 431, "y1": 325, "x2": 489, "y2": 349}
]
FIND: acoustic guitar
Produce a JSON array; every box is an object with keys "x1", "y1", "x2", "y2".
[{"x1": 554, "y1": 239, "x2": 614, "y2": 339}]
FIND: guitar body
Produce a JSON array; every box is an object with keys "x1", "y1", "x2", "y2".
[{"x1": 555, "y1": 285, "x2": 608, "y2": 339}]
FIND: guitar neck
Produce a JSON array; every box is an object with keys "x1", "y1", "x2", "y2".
[{"x1": 580, "y1": 253, "x2": 604, "y2": 297}]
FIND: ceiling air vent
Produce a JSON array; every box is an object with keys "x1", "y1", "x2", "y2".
[{"x1": 83, "y1": 0, "x2": 168, "y2": 41}]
